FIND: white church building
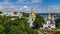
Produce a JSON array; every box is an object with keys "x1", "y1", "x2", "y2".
[{"x1": 42, "y1": 12, "x2": 56, "y2": 29}]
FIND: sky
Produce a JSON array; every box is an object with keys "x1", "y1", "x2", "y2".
[{"x1": 0, "y1": 0, "x2": 60, "y2": 13}]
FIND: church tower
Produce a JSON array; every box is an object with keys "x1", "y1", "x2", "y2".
[
  {"x1": 28, "y1": 8, "x2": 36, "y2": 27},
  {"x1": 52, "y1": 16, "x2": 55, "y2": 24},
  {"x1": 50, "y1": 16, "x2": 56, "y2": 28},
  {"x1": 29, "y1": 8, "x2": 36, "y2": 18}
]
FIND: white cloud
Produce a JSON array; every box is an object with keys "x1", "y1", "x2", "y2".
[
  {"x1": 0, "y1": 6, "x2": 4, "y2": 9},
  {"x1": 1, "y1": 0, "x2": 60, "y2": 13},
  {"x1": 19, "y1": 6, "x2": 31, "y2": 13},
  {"x1": 23, "y1": 6, "x2": 28, "y2": 8},
  {"x1": 48, "y1": 6, "x2": 60, "y2": 13},
  {"x1": 35, "y1": 8, "x2": 42, "y2": 13},
  {"x1": 32, "y1": 0, "x2": 42, "y2": 3},
  {"x1": 48, "y1": 6, "x2": 59, "y2": 10},
  {"x1": 0, "y1": 0, "x2": 13, "y2": 6}
]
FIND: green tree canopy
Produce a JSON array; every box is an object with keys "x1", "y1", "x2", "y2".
[
  {"x1": 55, "y1": 31, "x2": 60, "y2": 34},
  {"x1": 33, "y1": 14, "x2": 43, "y2": 29},
  {"x1": 0, "y1": 14, "x2": 39, "y2": 34},
  {"x1": 55, "y1": 18, "x2": 60, "y2": 28},
  {"x1": 0, "y1": 11, "x2": 2, "y2": 14}
]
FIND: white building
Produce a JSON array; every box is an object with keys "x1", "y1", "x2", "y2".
[
  {"x1": 0, "y1": 12, "x2": 22, "y2": 18},
  {"x1": 43, "y1": 12, "x2": 56, "y2": 29}
]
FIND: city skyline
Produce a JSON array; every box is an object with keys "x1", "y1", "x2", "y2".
[{"x1": 0, "y1": 0, "x2": 60, "y2": 13}]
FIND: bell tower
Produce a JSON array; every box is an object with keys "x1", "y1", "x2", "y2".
[
  {"x1": 28, "y1": 8, "x2": 36, "y2": 27},
  {"x1": 29, "y1": 8, "x2": 36, "y2": 18}
]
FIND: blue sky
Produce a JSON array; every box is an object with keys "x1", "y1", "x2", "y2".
[{"x1": 0, "y1": 0, "x2": 60, "y2": 13}]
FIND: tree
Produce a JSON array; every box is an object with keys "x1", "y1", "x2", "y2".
[
  {"x1": 0, "y1": 11, "x2": 2, "y2": 14},
  {"x1": 0, "y1": 15, "x2": 38, "y2": 34},
  {"x1": 23, "y1": 13, "x2": 29, "y2": 17},
  {"x1": 33, "y1": 14, "x2": 43, "y2": 29},
  {"x1": 13, "y1": 12, "x2": 17, "y2": 16},
  {"x1": 9, "y1": 17, "x2": 38, "y2": 34},
  {"x1": 55, "y1": 18, "x2": 60, "y2": 28},
  {"x1": 55, "y1": 31, "x2": 60, "y2": 34},
  {"x1": 0, "y1": 25, "x2": 5, "y2": 34}
]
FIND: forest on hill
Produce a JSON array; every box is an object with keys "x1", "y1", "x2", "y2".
[{"x1": 0, "y1": 13, "x2": 60, "y2": 34}]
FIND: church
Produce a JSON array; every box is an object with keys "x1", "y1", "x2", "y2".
[
  {"x1": 28, "y1": 8, "x2": 56, "y2": 29},
  {"x1": 42, "y1": 12, "x2": 56, "y2": 29}
]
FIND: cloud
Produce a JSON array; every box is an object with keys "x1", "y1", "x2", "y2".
[
  {"x1": 1, "y1": 0, "x2": 60, "y2": 13},
  {"x1": 47, "y1": 6, "x2": 60, "y2": 13},
  {"x1": 0, "y1": 5, "x2": 31, "y2": 13},
  {"x1": 48, "y1": 6, "x2": 59, "y2": 10},
  {"x1": 0, "y1": 0, "x2": 13, "y2": 6},
  {"x1": 35, "y1": 8, "x2": 42, "y2": 13},
  {"x1": 32, "y1": 0, "x2": 42, "y2": 3},
  {"x1": 19, "y1": 6, "x2": 31, "y2": 13},
  {"x1": 0, "y1": 6, "x2": 4, "y2": 9},
  {"x1": 0, "y1": 0, "x2": 42, "y2": 7}
]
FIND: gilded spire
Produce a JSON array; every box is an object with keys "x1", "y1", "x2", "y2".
[
  {"x1": 48, "y1": 8, "x2": 51, "y2": 16},
  {"x1": 48, "y1": 12, "x2": 51, "y2": 16},
  {"x1": 31, "y1": 8, "x2": 34, "y2": 14},
  {"x1": 52, "y1": 16, "x2": 54, "y2": 20},
  {"x1": 29, "y1": 8, "x2": 36, "y2": 18}
]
